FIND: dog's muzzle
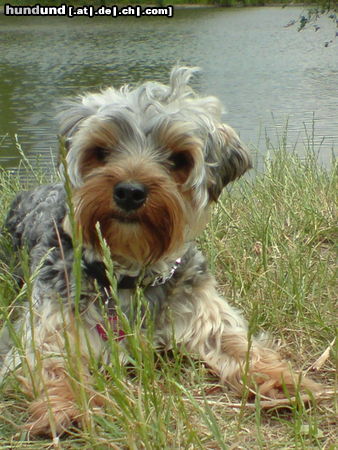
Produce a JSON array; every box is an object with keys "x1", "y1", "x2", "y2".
[{"x1": 113, "y1": 181, "x2": 148, "y2": 212}]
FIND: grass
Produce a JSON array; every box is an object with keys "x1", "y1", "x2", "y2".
[{"x1": 0, "y1": 134, "x2": 337, "y2": 448}]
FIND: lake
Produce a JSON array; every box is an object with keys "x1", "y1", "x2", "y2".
[{"x1": 0, "y1": 6, "x2": 337, "y2": 171}]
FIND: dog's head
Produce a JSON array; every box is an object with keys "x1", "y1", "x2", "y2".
[{"x1": 59, "y1": 67, "x2": 251, "y2": 265}]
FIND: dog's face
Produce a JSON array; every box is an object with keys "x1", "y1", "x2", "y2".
[{"x1": 59, "y1": 67, "x2": 251, "y2": 265}]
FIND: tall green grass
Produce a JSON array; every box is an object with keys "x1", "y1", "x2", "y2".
[{"x1": 0, "y1": 135, "x2": 336, "y2": 448}]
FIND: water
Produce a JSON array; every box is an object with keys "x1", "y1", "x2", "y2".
[{"x1": 0, "y1": 7, "x2": 337, "y2": 170}]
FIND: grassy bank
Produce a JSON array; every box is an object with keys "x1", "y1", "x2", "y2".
[{"x1": 0, "y1": 138, "x2": 337, "y2": 447}]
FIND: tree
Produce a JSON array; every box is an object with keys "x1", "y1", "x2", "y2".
[{"x1": 296, "y1": 0, "x2": 337, "y2": 31}]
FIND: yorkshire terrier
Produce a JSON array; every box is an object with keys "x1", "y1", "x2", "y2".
[{"x1": 0, "y1": 67, "x2": 320, "y2": 436}]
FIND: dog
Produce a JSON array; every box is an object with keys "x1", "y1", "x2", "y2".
[{"x1": 0, "y1": 67, "x2": 320, "y2": 436}]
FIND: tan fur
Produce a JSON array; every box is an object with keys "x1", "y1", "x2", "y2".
[
  {"x1": 154, "y1": 277, "x2": 322, "y2": 399},
  {"x1": 73, "y1": 160, "x2": 188, "y2": 264},
  {"x1": 2, "y1": 302, "x2": 106, "y2": 436}
]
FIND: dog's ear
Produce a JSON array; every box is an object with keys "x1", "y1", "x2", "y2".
[
  {"x1": 206, "y1": 124, "x2": 252, "y2": 201},
  {"x1": 57, "y1": 99, "x2": 96, "y2": 140}
]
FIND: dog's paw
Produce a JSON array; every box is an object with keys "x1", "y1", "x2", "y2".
[
  {"x1": 249, "y1": 351, "x2": 323, "y2": 399},
  {"x1": 24, "y1": 395, "x2": 81, "y2": 436}
]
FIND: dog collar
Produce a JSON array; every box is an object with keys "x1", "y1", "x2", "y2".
[
  {"x1": 133, "y1": 257, "x2": 182, "y2": 289},
  {"x1": 83, "y1": 257, "x2": 182, "y2": 290}
]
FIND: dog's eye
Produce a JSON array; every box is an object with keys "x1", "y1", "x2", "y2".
[
  {"x1": 168, "y1": 152, "x2": 192, "y2": 171},
  {"x1": 94, "y1": 147, "x2": 110, "y2": 161}
]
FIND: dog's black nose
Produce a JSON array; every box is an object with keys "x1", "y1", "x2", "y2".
[{"x1": 113, "y1": 181, "x2": 148, "y2": 212}]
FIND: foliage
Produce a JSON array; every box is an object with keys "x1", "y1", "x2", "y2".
[{"x1": 297, "y1": 0, "x2": 338, "y2": 31}]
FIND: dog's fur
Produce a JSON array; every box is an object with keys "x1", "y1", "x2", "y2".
[{"x1": 0, "y1": 67, "x2": 320, "y2": 436}]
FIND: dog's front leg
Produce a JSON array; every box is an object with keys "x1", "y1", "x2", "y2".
[
  {"x1": 5, "y1": 284, "x2": 105, "y2": 436},
  {"x1": 161, "y1": 275, "x2": 321, "y2": 398}
]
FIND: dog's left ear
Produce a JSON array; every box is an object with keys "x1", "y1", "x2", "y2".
[{"x1": 206, "y1": 124, "x2": 252, "y2": 201}]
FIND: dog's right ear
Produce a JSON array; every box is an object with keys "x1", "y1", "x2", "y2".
[
  {"x1": 57, "y1": 99, "x2": 95, "y2": 140},
  {"x1": 57, "y1": 98, "x2": 97, "y2": 183}
]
